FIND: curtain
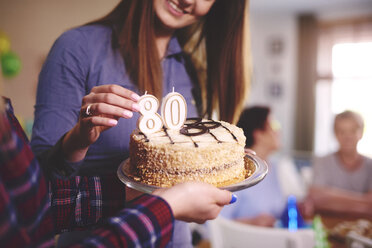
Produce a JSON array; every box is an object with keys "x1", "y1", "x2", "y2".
[{"x1": 294, "y1": 15, "x2": 318, "y2": 153}]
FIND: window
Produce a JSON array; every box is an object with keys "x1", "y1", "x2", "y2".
[{"x1": 314, "y1": 19, "x2": 372, "y2": 157}]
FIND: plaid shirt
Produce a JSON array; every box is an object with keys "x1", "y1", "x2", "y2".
[
  {"x1": 0, "y1": 99, "x2": 173, "y2": 247},
  {"x1": 71, "y1": 194, "x2": 173, "y2": 248},
  {"x1": 0, "y1": 100, "x2": 55, "y2": 247},
  {"x1": 50, "y1": 173, "x2": 127, "y2": 232}
]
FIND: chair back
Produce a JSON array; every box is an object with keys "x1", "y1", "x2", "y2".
[{"x1": 208, "y1": 217, "x2": 315, "y2": 248}]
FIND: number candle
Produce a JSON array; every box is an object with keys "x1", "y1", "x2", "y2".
[
  {"x1": 161, "y1": 88, "x2": 187, "y2": 130},
  {"x1": 137, "y1": 93, "x2": 163, "y2": 134},
  {"x1": 137, "y1": 89, "x2": 188, "y2": 134}
]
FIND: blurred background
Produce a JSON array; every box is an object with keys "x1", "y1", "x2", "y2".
[
  {"x1": 1, "y1": 0, "x2": 371, "y2": 160},
  {"x1": 1, "y1": 0, "x2": 372, "y2": 247}
]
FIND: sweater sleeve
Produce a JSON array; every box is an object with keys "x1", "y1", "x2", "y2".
[{"x1": 31, "y1": 28, "x2": 89, "y2": 160}]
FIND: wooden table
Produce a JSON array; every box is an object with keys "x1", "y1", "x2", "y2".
[
  {"x1": 318, "y1": 212, "x2": 372, "y2": 248},
  {"x1": 195, "y1": 213, "x2": 371, "y2": 248}
]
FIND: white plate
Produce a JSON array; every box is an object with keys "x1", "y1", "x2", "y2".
[{"x1": 117, "y1": 153, "x2": 268, "y2": 193}]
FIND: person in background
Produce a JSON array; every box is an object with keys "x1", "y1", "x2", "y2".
[
  {"x1": 220, "y1": 106, "x2": 286, "y2": 227},
  {"x1": 306, "y1": 110, "x2": 372, "y2": 218},
  {"x1": 0, "y1": 96, "x2": 236, "y2": 247},
  {"x1": 30, "y1": 0, "x2": 250, "y2": 246}
]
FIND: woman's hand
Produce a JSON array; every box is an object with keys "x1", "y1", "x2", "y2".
[
  {"x1": 153, "y1": 181, "x2": 236, "y2": 224},
  {"x1": 62, "y1": 84, "x2": 140, "y2": 162},
  {"x1": 78, "y1": 85, "x2": 140, "y2": 144},
  {"x1": 297, "y1": 197, "x2": 315, "y2": 219}
]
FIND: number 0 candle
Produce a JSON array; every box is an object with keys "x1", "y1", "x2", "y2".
[{"x1": 161, "y1": 88, "x2": 187, "y2": 130}]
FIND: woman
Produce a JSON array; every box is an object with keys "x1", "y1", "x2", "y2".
[
  {"x1": 220, "y1": 106, "x2": 285, "y2": 227},
  {"x1": 307, "y1": 110, "x2": 372, "y2": 218},
  {"x1": 30, "y1": 0, "x2": 250, "y2": 246}
]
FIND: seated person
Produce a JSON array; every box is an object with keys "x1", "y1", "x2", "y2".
[
  {"x1": 307, "y1": 110, "x2": 372, "y2": 218},
  {"x1": 220, "y1": 106, "x2": 286, "y2": 227},
  {"x1": 0, "y1": 97, "x2": 236, "y2": 247}
]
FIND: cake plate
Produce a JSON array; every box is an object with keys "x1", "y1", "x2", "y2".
[{"x1": 117, "y1": 153, "x2": 268, "y2": 193}]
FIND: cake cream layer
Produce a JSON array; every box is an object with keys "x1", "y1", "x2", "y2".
[
  {"x1": 135, "y1": 159, "x2": 246, "y2": 187},
  {"x1": 129, "y1": 119, "x2": 246, "y2": 187}
]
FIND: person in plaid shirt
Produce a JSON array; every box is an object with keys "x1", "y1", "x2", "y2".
[
  {"x1": 0, "y1": 98, "x2": 55, "y2": 247},
  {"x1": 0, "y1": 97, "x2": 235, "y2": 247}
]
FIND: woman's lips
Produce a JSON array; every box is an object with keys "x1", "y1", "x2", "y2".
[{"x1": 166, "y1": 0, "x2": 189, "y2": 16}]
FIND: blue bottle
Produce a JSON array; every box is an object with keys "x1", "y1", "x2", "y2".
[{"x1": 280, "y1": 195, "x2": 305, "y2": 230}]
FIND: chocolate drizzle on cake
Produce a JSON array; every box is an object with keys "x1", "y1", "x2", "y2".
[
  {"x1": 221, "y1": 125, "x2": 238, "y2": 142},
  {"x1": 208, "y1": 130, "x2": 222, "y2": 143},
  {"x1": 139, "y1": 132, "x2": 149, "y2": 142},
  {"x1": 163, "y1": 127, "x2": 175, "y2": 144},
  {"x1": 180, "y1": 125, "x2": 207, "y2": 136},
  {"x1": 138, "y1": 118, "x2": 239, "y2": 146},
  {"x1": 180, "y1": 118, "x2": 238, "y2": 144},
  {"x1": 180, "y1": 118, "x2": 221, "y2": 137},
  {"x1": 190, "y1": 137, "x2": 199, "y2": 147}
]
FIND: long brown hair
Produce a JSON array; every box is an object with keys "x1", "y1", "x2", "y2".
[{"x1": 90, "y1": 0, "x2": 251, "y2": 123}]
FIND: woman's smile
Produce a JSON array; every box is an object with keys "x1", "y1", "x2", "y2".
[
  {"x1": 166, "y1": 0, "x2": 189, "y2": 16},
  {"x1": 153, "y1": 0, "x2": 215, "y2": 32}
]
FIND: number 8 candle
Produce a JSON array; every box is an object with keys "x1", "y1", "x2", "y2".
[
  {"x1": 161, "y1": 88, "x2": 187, "y2": 130},
  {"x1": 137, "y1": 93, "x2": 163, "y2": 134}
]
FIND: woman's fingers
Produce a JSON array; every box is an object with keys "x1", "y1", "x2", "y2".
[
  {"x1": 216, "y1": 190, "x2": 236, "y2": 206},
  {"x1": 82, "y1": 85, "x2": 141, "y2": 119},
  {"x1": 91, "y1": 84, "x2": 140, "y2": 102},
  {"x1": 75, "y1": 85, "x2": 141, "y2": 146},
  {"x1": 79, "y1": 85, "x2": 142, "y2": 123},
  {"x1": 85, "y1": 115, "x2": 118, "y2": 127},
  {"x1": 87, "y1": 92, "x2": 140, "y2": 112},
  {"x1": 83, "y1": 102, "x2": 135, "y2": 119}
]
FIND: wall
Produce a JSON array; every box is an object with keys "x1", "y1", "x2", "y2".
[
  {"x1": 0, "y1": 0, "x2": 120, "y2": 121},
  {"x1": 248, "y1": 13, "x2": 298, "y2": 155}
]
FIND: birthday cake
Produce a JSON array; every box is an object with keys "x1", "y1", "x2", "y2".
[{"x1": 128, "y1": 118, "x2": 247, "y2": 187}]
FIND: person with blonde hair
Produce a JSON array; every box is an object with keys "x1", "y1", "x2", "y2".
[
  {"x1": 306, "y1": 110, "x2": 372, "y2": 217},
  {"x1": 30, "y1": 0, "x2": 250, "y2": 246}
]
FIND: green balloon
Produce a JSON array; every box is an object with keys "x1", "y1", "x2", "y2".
[{"x1": 1, "y1": 51, "x2": 21, "y2": 78}]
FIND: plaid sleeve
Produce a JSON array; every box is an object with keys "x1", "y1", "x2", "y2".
[
  {"x1": 68, "y1": 194, "x2": 174, "y2": 248},
  {"x1": 50, "y1": 172, "x2": 127, "y2": 232},
  {"x1": 0, "y1": 106, "x2": 55, "y2": 247}
]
